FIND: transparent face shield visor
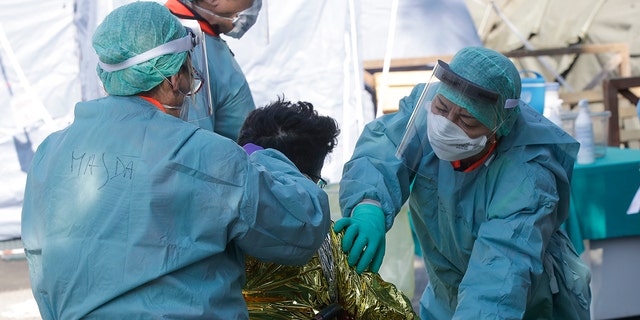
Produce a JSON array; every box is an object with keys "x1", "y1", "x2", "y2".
[
  {"x1": 97, "y1": 25, "x2": 212, "y2": 123},
  {"x1": 395, "y1": 60, "x2": 510, "y2": 173},
  {"x1": 176, "y1": 19, "x2": 213, "y2": 125}
]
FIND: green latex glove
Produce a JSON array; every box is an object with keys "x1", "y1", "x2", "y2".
[{"x1": 333, "y1": 203, "x2": 386, "y2": 274}]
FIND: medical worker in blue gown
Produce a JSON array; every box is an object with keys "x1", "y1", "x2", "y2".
[
  {"x1": 21, "y1": 3, "x2": 330, "y2": 319},
  {"x1": 166, "y1": 0, "x2": 260, "y2": 141},
  {"x1": 334, "y1": 47, "x2": 592, "y2": 319}
]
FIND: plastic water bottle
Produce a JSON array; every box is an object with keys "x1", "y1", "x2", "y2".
[
  {"x1": 546, "y1": 104, "x2": 563, "y2": 128},
  {"x1": 543, "y1": 82, "x2": 563, "y2": 127},
  {"x1": 575, "y1": 99, "x2": 595, "y2": 164},
  {"x1": 544, "y1": 82, "x2": 560, "y2": 105}
]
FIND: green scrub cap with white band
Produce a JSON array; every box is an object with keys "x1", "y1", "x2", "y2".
[
  {"x1": 93, "y1": 2, "x2": 193, "y2": 96},
  {"x1": 437, "y1": 47, "x2": 521, "y2": 137}
]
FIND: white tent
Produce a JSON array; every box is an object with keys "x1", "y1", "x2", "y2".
[
  {"x1": 223, "y1": 0, "x2": 480, "y2": 295},
  {"x1": 4, "y1": 2, "x2": 640, "y2": 317},
  {"x1": 0, "y1": 0, "x2": 480, "y2": 240},
  {"x1": 0, "y1": 0, "x2": 80, "y2": 240},
  {"x1": 466, "y1": 0, "x2": 640, "y2": 92},
  {"x1": 0, "y1": 0, "x2": 482, "y2": 301}
]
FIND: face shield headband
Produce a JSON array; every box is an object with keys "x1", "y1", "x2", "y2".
[
  {"x1": 395, "y1": 60, "x2": 519, "y2": 173},
  {"x1": 435, "y1": 60, "x2": 500, "y2": 107},
  {"x1": 100, "y1": 25, "x2": 213, "y2": 124},
  {"x1": 97, "y1": 27, "x2": 200, "y2": 72}
]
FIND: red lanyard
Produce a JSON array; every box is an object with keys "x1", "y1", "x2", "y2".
[
  {"x1": 451, "y1": 142, "x2": 498, "y2": 172},
  {"x1": 138, "y1": 96, "x2": 167, "y2": 113}
]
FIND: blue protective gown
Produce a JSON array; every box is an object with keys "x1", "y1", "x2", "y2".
[
  {"x1": 21, "y1": 96, "x2": 330, "y2": 319},
  {"x1": 339, "y1": 84, "x2": 591, "y2": 319}
]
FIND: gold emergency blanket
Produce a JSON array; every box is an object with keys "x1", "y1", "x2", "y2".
[{"x1": 242, "y1": 225, "x2": 419, "y2": 319}]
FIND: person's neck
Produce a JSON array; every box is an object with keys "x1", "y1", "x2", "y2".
[{"x1": 137, "y1": 82, "x2": 181, "y2": 116}]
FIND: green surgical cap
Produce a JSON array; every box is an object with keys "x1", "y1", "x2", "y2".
[
  {"x1": 93, "y1": 2, "x2": 188, "y2": 96},
  {"x1": 437, "y1": 47, "x2": 521, "y2": 137}
]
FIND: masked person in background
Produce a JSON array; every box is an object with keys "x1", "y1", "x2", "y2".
[
  {"x1": 237, "y1": 97, "x2": 418, "y2": 320},
  {"x1": 166, "y1": 0, "x2": 261, "y2": 141},
  {"x1": 334, "y1": 47, "x2": 591, "y2": 319},
  {"x1": 21, "y1": 3, "x2": 330, "y2": 319},
  {"x1": 185, "y1": 0, "x2": 262, "y2": 39}
]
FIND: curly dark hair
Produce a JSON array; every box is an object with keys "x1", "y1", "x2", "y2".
[{"x1": 237, "y1": 96, "x2": 340, "y2": 178}]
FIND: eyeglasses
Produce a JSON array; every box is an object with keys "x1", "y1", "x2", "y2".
[
  {"x1": 181, "y1": 67, "x2": 204, "y2": 97},
  {"x1": 306, "y1": 173, "x2": 327, "y2": 189},
  {"x1": 159, "y1": 64, "x2": 204, "y2": 97}
]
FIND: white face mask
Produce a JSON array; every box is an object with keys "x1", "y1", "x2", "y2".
[
  {"x1": 426, "y1": 109, "x2": 488, "y2": 161},
  {"x1": 225, "y1": 11, "x2": 254, "y2": 38},
  {"x1": 225, "y1": 0, "x2": 262, "y2": 39}
]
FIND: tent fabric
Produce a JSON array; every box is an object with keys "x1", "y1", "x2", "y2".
[
  {"x1": 0, "y1": 0, "x2": 371, "y2": 241},
  {"x1": 0, "y1": 0, "x2": 80, "y2": 241},
  {"x1": 196, "y1": 0, "x2": 479, "y2": 296},
  {"x1": 226, "y1": 0, "x2": 483, "y2": 181},
  {"x1": 225, "y1": 0, "x2": 372, "y2": 183},
  {"x1": 466, "y1": 0, "x2": 640, "y2": 93},
  {"x1": 359, "y1": 0, "x2": 482, "y2": 60},
  {"x1": 1, "y1": 0, "x2": 480, "y2": 297},
  {"x1": 9, "y1": 0, "x2": 627, "y2": 254}
]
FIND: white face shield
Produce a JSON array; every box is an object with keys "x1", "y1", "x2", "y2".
[
  {"x1": 97, "y1": 24, "x2": 212, "y2": 124},
  {"x1": 395, "y1": 60, "x2": 510, "y2": 172},
  {"x1": 176, "y1": 19, "x2": 213, "y2": 125},
  {"x1": 96, "y1": 27, "x2": 199, "y2": 72}
]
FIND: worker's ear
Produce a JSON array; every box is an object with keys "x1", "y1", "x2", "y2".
[{"x1": 168, "y1": 73, "x2": 182, "y2": 93}]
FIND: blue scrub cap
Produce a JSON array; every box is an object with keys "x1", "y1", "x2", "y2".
[
  {"x1": 93, "y1": 2, "x2": 188, "y2": 96},
  {"x1": 437, "y1": 47, "x2": 521, "y2": 137}
]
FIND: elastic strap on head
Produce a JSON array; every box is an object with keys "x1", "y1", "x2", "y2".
[
  {"x1": 98, "y1": 28, "x2": 199, "y2": 72},
  {"x1": 504, "y1": 99, "x2": 520, "y2": 109},
  {"x1": 434, "y1": 60, "x2": 500, "y2": 106}
]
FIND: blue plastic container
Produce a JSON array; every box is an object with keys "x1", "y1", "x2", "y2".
[{"x1": 519, "y1": 70, "x2": 545, "y2": 114}]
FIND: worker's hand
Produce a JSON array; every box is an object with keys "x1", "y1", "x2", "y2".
[{"x1": 333, "y1": 204, "x2": 386, "y2": 274}]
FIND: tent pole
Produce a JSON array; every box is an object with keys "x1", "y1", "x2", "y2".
[
  {"x1": 376, "y1": 0, "x2": 400, "y2": 118},
  {"x1": 489, "y1": 1, "x2": 575, "y2": 92}
]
